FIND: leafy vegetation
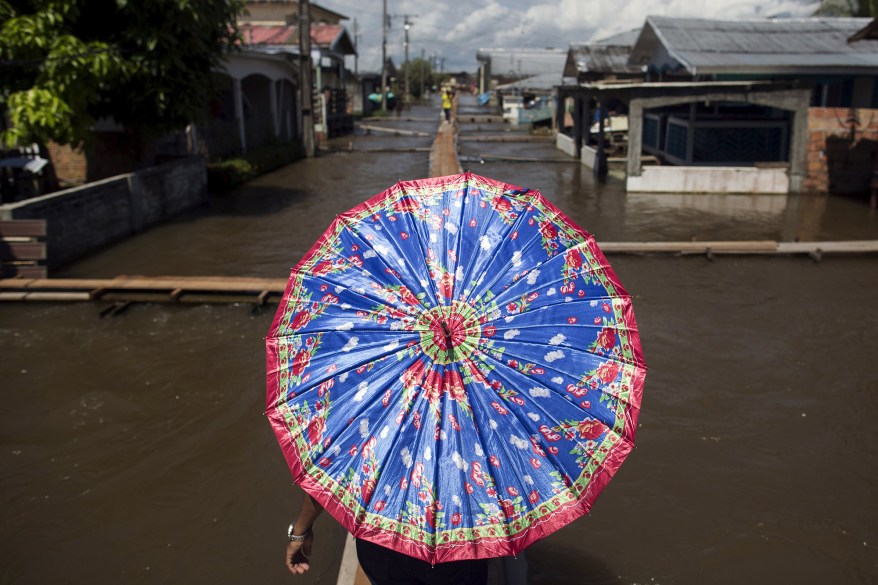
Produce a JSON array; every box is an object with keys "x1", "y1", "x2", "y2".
[
  {"x1": 0, "y1": 0, "x2": 244, "y2": 148},
  {"x1": 207, "y1": 143, "x2": 305, "y2": 193}
]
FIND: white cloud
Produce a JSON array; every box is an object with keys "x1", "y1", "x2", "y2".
[
  {"x1": 526, "y1": 269, "x2": 540, "y2": 285},
  {"x1": 383, "y1": 340, "x2": 399, "y2": 352},
  {"x1": 510, "y1": 435, "x2": 529, "y2": 449},
  {"x1": 339, "y1": 371, "x2": 349, "y2": 383},
  {"x1": 551, "y1": 376, "x2": 564, "y2": 384},
  {"x1": 342, "y1": 337, "x2": 359, "y2": 352},
  {"x1": 524, "y1": 474, "x2": 534, "y2": 485},
  {"x1": 452, "y1": 494, "x2": 462, "y2": 506},
  {"x1": 545, "y1": 349, "x2": 565, "y2": 362},
  {"x1": 359, "y1": 419, "x2": 369, "y2": 438},
  {"x1": 489, "y1": 419, "x2": 498, "y2": 430},
  {"x1": 343, "y1": 0, "x2": 819, "y2": 74},
  {"x1": 354, "y1": 381, "x2": 369, "y2": 402},
  {"x1": 336, "y1": 322, "x2": 355, "y2": 331},
  {"x1": 363, "y1": 250, "x2": 377, "y2": 259},
  {"x1": 549, "y1": 334, "x2": 566, "y2": 346},
  {"x1": 479, "y1": 234, "x2": 497, "y2": 251},
  {"x1": 456, "y1": 266, "x2": 465, "y2": 281},
  {"x1": 527, "y1": 412, "x2": 540, "y2": 422},
  {"x1": 401, "y1": 447, "x2": 413, "y2": 468},
  {"x1": 474, "y1": 443, "x2": 484, "y2": 457},
  {"x1": 547, "y1": 288, "x2": 557, "y2": 296},
  {"x1": 529, "y1": 387, "x2": 550, "y2": 398},
  {"x1": 380, "y1": 425, "x2": 389, "y2": 439},
  {"x1": 504, "y1": 329, "x2": 520, "y2": 340},
  {"x1": 451, "y1": 452, "x2": 467, "y2": 471},
  {"x1": 424, "y1": 446, "x2": 432, "y2": 461},
  {"x1": 511, "y1": 250, "x2": 522, "y2": 267},
  {"x1": 445, "y1": 222, "x2": 459, "y2": 235}
]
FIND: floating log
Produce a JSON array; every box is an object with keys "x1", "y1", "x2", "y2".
[
  {"x1": 458, "y1": 135, "x2": 555, "y2": 143},
  {"x1": 358, "y1": 124, "x2": 432, "y2": 137},
  {"x1": 1, "y1": 241, "x2": 875, "y2": 305},
  {"x1": 598, "y1": 240, "x2": 878, "y2": 256},
  {"x1": 0, "y1": 275, "x2": 287, "y2": 305}
]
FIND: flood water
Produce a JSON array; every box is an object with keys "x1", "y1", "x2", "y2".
[{"x1": 2, "y1": 95, "x2": 878, "y2": 585}]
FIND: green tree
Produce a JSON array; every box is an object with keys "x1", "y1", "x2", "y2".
[
  {"x1": 0, "y1": 0, "x2": 243, "y2": 148},
  {"x1": 398, "y1": 57, "x2": 434, "y2": 100},
  {"x1": 813, "y1": 0, "x2": 878, "y2": 16}
]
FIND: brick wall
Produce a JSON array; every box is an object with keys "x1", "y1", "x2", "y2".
[
  {"x1": 805, "y1": 107, "x2": 878, "y2": 196},
  {"x1": 45, "y1": 142, "x2": 87, "y2": 185}
]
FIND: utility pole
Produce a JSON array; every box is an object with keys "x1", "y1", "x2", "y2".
[
  {"x1": 299, "y1": 0, "x2": 315, "y2": 156},
  {"x1": 420, "y1": 47, "x2": 425, "y2": 98},
  {"x1": 381, "y1": 0, "x2": 388, "y2": 113},
  {"x1": 403, "y1": 16, "x2": 411, "y2": 107},
  {"x1": 402, "y1": 14, "x2": 418, "y2": 105},
  {"x1": 353, "y1": 18, "x2": 359, "y2": 77}
]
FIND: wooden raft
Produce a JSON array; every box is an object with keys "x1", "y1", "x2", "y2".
[
  {"x1": 1, "y1": 241, "x2": 875, "y2": 306},
  {"x1": 0, "y1": 275, "x2": 287, "y2": 305}
]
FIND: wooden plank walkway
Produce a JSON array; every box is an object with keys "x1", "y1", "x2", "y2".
[
  {"x1": 1, "y1": 241, "x2": 875, "y2": 305},
  {"x1": 0, "y1": 275, "x2": 287, "y2": 304}
]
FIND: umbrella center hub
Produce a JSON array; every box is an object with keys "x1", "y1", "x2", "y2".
[{"x1": 417, "y1": 301, "x2": 482, "y2": 365}]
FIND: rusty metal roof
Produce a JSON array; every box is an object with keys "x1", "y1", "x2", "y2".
[
  {"x1": 630, "y1": 16, "x2": 878, "y2": 74},
  {"x1": 239, "y1": 23, "x2": 355, "y2": 54}
]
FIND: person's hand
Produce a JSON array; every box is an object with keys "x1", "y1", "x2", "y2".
[{"x1": 285, "y1": 532, "x2": 314, "y2": 575}]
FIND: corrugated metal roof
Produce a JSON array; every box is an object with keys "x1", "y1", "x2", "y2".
[
  {"x1": 476, "y1": 48, "x2": 567, "y2": 77},
  {"x1": 635, "y1": 16, "x2": 878, "y2": 73},
  {"x1": 593, "y1": 28, "x2": 642, "y2": 46},
  {"x1": 495, "y1": 72, "x2": 562, "y2": 92},
  {"x1": 565, "y1": 43, "x2": 641, "y2": 76}
]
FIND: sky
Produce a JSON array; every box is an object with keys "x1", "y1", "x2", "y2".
[{"x1": 322, "y1": 0, "x2": 823, "y2": 73}]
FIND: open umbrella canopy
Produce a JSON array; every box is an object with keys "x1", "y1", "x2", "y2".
[{"x1": 266, "y1": 172, "x2": 646, "y2": 563}]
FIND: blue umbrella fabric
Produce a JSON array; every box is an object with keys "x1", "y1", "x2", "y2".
[{"x1": 266, "y1": 172, "x2": 646, "y2": 564}]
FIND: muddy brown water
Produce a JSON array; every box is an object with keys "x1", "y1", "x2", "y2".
[{"x1": 2, "y1": 96, "x2": 877, "y2": 584}]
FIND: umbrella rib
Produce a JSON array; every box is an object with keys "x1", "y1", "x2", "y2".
[
  {"x1": 362, "y1": 183, "x2": 444, "y2": 307},
  {"x1": 471, "y1": 345, "x2": 635, "y2": 498},
  {"x1": 458, "y1": 186, "x2": 525, "y2": 296},
  {"x1": 465, "y1": 191, "x2": 551, "y2": 303},
  {"x1": 473, "y1": 340, "x2": 644, "y2": 416},
  {"x1": 462, "y1": 354, "x2": 558, "y2": 532},
  {"x1": 474, "y1": 340, "x2": 640, "y2": 440},
  {"x1": 485, "y1": 251, "x2": 623, "y2": 311},
  {"x1": 483, "y1": 323, "x2": 646, "y2": 369}
]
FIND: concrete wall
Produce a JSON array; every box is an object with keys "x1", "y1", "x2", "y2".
[
  {"x1": 555, "y1": 133, "x2": 577, "y2": 157},
  {"x1": 626, "y1": 166, "x2": 790, "y2": 194},
  {"x1": 580, "y1": 145, "x2": 598, "y2": 170},
  {"x1": 0, "y1": 156, "x2": 207, "y2": 270}
]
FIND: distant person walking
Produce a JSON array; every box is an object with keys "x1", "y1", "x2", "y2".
[{"x1": 442, "y1": 89, "x2": 452, "y2": 123}]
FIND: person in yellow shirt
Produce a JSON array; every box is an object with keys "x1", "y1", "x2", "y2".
[{"x1": 442, "y1": 90, "x2": 452, "y2": 123}]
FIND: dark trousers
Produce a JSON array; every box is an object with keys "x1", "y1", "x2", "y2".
[{"x1": 356, "y1": 538, "x2": 490, "y2": 585}]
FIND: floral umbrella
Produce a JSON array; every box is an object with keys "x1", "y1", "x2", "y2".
[{"x1": 266, "y1": 172, "x2": 646, "y2": 564}]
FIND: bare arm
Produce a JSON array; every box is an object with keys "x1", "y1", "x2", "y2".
[{"x1": 285, "y1": 493, "x2": 324, "y2": 575}]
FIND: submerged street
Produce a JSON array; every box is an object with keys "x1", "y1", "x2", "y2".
[{"x1": 2, "y1": 95, "x2": 878, "y2": 584}]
